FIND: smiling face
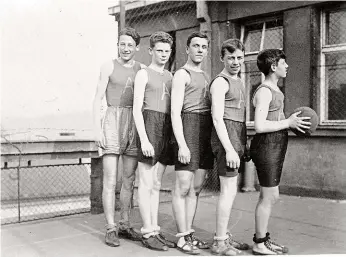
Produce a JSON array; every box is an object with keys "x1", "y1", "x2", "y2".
[
  {"x1": 186, "y1": 37, "x2": 209, "y2": 64},
  {"x1": 118, "y1": 35, "x2": 139, "y2": 62},
  {"x1": 273, "y1": 58, "x2": 289, "y2": 78},
  {"x1": 221, "y1": 49, "x2": 244, "y2": 76},
  {"x1": 149, "y1": 42, "x2": 172, "y2": 66}
]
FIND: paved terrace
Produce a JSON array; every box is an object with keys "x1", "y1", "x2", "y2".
[{"x1": 2, "y1": 192, "x2": 346, "y2": 257}]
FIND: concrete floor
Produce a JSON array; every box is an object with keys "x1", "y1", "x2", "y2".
[{"x1": 2, "y1": 192, "x2": 346, "y2": 257}]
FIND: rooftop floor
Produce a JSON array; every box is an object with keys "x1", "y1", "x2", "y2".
[{"x1": 2, "y1": 192, "x2": 346, "y2": 257}]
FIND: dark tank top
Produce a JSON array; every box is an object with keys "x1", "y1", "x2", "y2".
[
  {"x1": 210, "y1": 72, "x2": 246, "y2": 122},
  {"x1": 252, "y1": 84, "x2": 285, "y2": 121},
  {"x1": 143, "y1": 67, "x2": 172, "y2": 114},
  {"x1": 180, "y1": 67, "x2": 210, "y2": 113},
  {"x1": 106, "y1": 60, "x2": 142, "y2": 107}
]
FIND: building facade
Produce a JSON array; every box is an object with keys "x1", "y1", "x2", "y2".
[{"x1": 109, "y1": 0, "x2": 346, "y2": 199}]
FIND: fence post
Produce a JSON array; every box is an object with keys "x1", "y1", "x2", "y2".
[
  {"x1": 118, "y1": 0, "x2": 126, "y2": 31},
  {"x1": 242, "y1": 160, "x2": 257, "y2": 192},
  {"x1": 90, "y1": 158, "x2": 103, "y2": 214},
  {"x1": 242, "y1": 138, "x2": 257, "y2": 192}
]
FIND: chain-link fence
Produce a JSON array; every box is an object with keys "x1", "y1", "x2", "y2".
[{"x1": 1, "y1": 162, "x2": 91, "y2": 225}]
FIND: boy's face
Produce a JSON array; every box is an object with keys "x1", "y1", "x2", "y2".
[
  {"x1": 186, "y1": 37, "x2": 209, "y2": 64},
  {"x1": 221, "y1": 49, "x2": 244, "y2": 76},
  {"x1": 118, "y1": 35, "x2": 139, "y2": 61},
  {"x1": 273, "y1": 58, "x2": 288, "y2": 78},
  {"x1": 149, "y1": 42, "x2": 172, "y2": 66}
]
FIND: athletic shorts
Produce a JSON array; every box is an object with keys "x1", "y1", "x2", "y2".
[
  {"x1": 173, "y1": 112, "x2": 214, "y2": 171},
  {"x1": 211, "y1": 120, "x2": 247, "y2": 177},
  {"x1": 137, "y1": 110, "x2": 175, "y2": 166},
  {"x1": 250, "y1": 130, "x2": 288, "y2": 187},
  {"x1": 101, "y1": 106, "x2": 138, "y2": 156}
]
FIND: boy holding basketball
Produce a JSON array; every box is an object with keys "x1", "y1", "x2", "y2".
[{"x1": 250, "y1": 49, "x2": 311, "y2": 255}]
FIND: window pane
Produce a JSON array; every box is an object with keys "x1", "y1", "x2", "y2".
[
  {"x1": 244, "y1": 23, "x2": 263, "y2": 53},
  {"x1": 264, "y1": 26, "x2": 283, "y2": 49},
  {"x1": 325, "y1": 51, "x2": 346, "y2": 120},
  {"x1": 326, "y1": 9, "x2": 346, "y2": 45},
  {"x1": 245, "y1": 61, "x2": 262, "y2": 121}
]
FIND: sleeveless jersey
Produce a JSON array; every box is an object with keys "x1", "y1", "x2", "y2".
[
  {"x1": 252, "y1": 84, "x2": 285, "y2": 121},
  {"x1": 106, "y1": 60, "x2": 142, "y2": 107},
  {"x1": 180, "y1": 67, "x2": 210, "y2": 113},
  {"x1": 143, "y1": 67, "x2": 172, "y2": 114},
  {"x1": 210, "y1": 72, "x2": 246, "y2": 122}
]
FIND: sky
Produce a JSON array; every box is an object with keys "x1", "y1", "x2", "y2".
[{"x1": 1, "y1": 0, "x2": 119, "y2": 129}]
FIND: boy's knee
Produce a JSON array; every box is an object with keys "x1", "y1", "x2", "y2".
[
  {"x1": 272, "y1": 193, "x2": 280, "y2": 203},
  {"x1": 176, "y1": 184, "x2": 190, "y2": 197},
  {"x1": 152, "y1": 180, "x2": 162, "y2": 192},
  {"x1": 103, "y1": 180, "x2": 116, "y2": 191}
]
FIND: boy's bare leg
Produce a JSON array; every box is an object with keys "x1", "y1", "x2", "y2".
[
  {"x1": 119, "y1": 155, "x2": 137, "y2": 224},
  {"x1": 138, "y1": 162, "x2": 154, "y2": 233},
  {"x1": 216, "y1": 176, "x2": 238, "y2": 238},
  {"x1": 172, "y1": 170, "x2": 200, "y2": 254},
  {"x1": 255, "y1": 186, "x2": 279, "y2": 239},
  {"x1": 102, "y1": 154, "x2": 120, "y2": 247},
  {"x1": 186, "y1": 169, "x2": 209, "y2": 249},
  {"x1": 151, "y1": 162, "x2": 166, "y2": 229}
]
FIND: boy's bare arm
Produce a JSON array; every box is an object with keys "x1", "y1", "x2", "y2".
[
  {"x1": 171, "y1": 69, "x2": 190, "y2": 163},
  {"x1": 254, "y1": 88, "x2": 311, "y2": 133},
  {"x1": 211, "y1": 78, "x2": 239, "y2": 168},
  {"x1": 133, "y1": 69, "x2": 149, "y2": 143},
  {"x1": 133, "y1": 69, "x2": 154, "y2": 157},
  {"x1": 92, "y1": 60, "x2": 113, "y2": 146}
]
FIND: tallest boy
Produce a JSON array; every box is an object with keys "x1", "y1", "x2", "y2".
[{"x1": 93, "y1": 27, "x2": 145, "y2": 247}]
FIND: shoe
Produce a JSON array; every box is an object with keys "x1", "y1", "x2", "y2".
[
  {"x1": 105, "y1": 227, "x2": 120, "y2": 247},
  {"x1": 118, "y1": 226, "x2": 142, "y2": 241},
  {"x1": 142, "y1": 235, "x2": 169, "y2": 251},
  {"x1": 265, "y1": 233, "x2": 288, "y2": 253},
  {"x1": 176, "y1": 235, "x2": 200, "y2": 255},
  {"x1": 252, "y1": 241, "x2": 283, "y2": 255},
  {"x1": 189, "y1": 232, "x2": 210, "y2": 249},
  {"x1": 211, "y1": 239, "x2": 244, "y2": 256},
  {"x1": 226, "y1": 232, "x2": 250, "y2": 250},
  {"x1": 155, "y1": 233, "x2": 177, "y2": 248}
]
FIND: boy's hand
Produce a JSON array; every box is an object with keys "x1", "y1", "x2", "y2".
[
  {"x1": 288, "y1": 111, "x2": 312, "y2": 133},
  {"x1": 141, "y1": 140, "x2": 155, "y2": 157},
  {"x1": 226, "y1": 149, "x2": 240, "y2": 169},
  {"x1": 178, "y1": 145, "x2": 191, "y2": 164},
  {"x1": 95, "y1": 130, "x2": 105, "y2": 149}
]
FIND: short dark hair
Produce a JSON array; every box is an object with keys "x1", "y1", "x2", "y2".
[
  {"x1": 220, "y1": 39, "x2": 245, "y2": 58},
  {"x1": 257, "y1": 49, "x2": 286, "y2": 76},
  {"x1": 119, "y1": 27, "x2": 141, "y2": 46},
  {"x1": 149, "y1": 31, "x2": 173, "y2": 48},
  {"x1": 186, "y1": 32, "x2": 209, "y2": 47}
]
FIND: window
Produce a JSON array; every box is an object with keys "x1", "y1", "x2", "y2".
[
  {"x1": 240, "y1": 18, "x2": 283, "y2": 123},
  {"x1": 320, "y1": 7, "x2": 346, "y2": 124}
]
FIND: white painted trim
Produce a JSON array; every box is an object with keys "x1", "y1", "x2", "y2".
[{"x1": 319, "y1": 9, "x2": 346, "y2": 124}]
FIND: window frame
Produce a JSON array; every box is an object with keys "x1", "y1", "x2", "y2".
[
  {"x1": 239, "y1": 16, "x2": 283, "y2": 126},
  {"x1": 320, "y1": 7, "x2": 346, "y2": 125}
]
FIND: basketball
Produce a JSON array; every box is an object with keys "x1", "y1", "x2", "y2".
[{"x1": 290, "y1": 107, "x2": 318, "y2": 136}]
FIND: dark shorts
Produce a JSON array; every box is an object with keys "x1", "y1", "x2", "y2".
[
  {"x1": 250, "y1": 130, "x2": 288, "y2": 187},
  {"x1": 102, "y1": 106, "x2": 138, "y2": 156},
  {"x1": 211, "y1": 120, "x2": 247, "y2": 177},
  {"x1": 174, "y1": 112, "x2": 214, "y2": 171},
  {"x1": 137, "y1": 110, "x2": 175, "y2": 166}
]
